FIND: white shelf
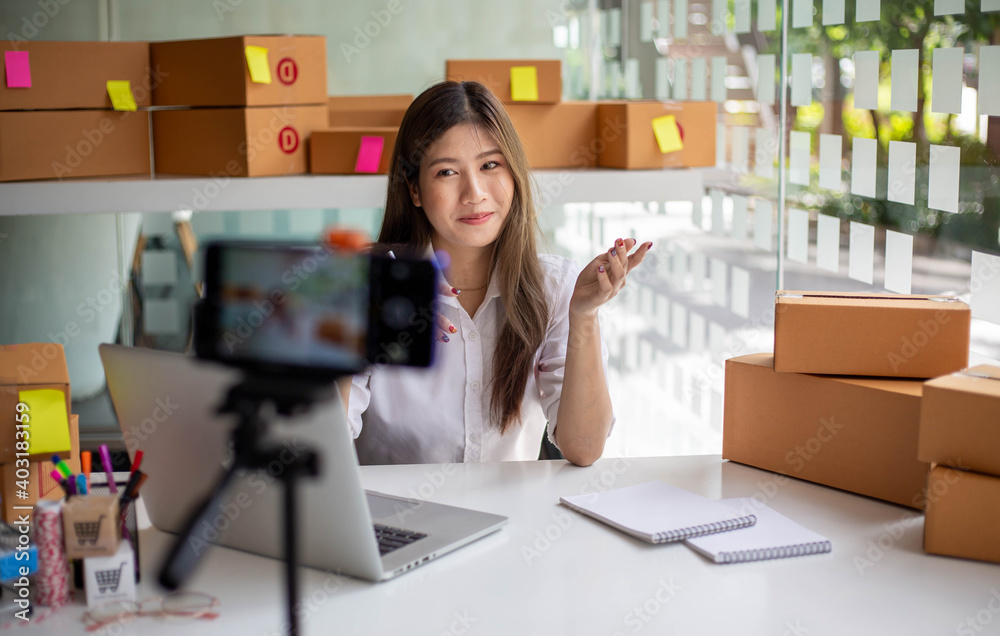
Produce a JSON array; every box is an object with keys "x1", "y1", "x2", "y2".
[{"x1": 0, "y1": 169, "x2": 706, "y2": 216}]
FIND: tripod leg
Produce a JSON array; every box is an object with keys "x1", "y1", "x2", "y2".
[{"x1": 285, "y1": 467, "x2": 300, "y2": 636}]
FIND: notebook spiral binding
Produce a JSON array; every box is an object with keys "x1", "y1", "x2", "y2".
[
  {"x1": 652, "y1": 515, "x2": 757, "y2": 543},
  {"x1": 720, "y1": 540, "x2": 832, "y2": 564}
]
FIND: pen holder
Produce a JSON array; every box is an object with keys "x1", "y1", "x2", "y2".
[
  {"x1": 88, "y1": 480, "x2": 140, "y2": 584},
  {"x1": 61, "y1": 495, "x2": 119, "y2": 559}
]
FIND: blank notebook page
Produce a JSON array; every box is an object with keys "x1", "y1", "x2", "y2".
[
  {"x1": 684, "y1": 498, "x2": 832, "y2": 563},
  {"x1": 559, "y1": 481, "x2": 756, "y2": 543}
]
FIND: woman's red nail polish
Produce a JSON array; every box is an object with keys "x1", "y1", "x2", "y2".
[
  {"x1": 647, "y1": 242, "x2": 653, "y2": 249},
  {"x1": 449, "y1": 325, "x2": 457, "y2": 333},
  {"x1": 598, "y1": 265, "x2": 605, "y2": 273},
  {"x1": 442, "y1": 334, "x2": 450, "y2": 343},
  {"x1": 452, "y1": 287, "x2": 460, "y2": 295}
]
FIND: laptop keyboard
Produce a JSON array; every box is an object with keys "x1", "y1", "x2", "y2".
[{"x1": 373, "y1": 523, "x2": 428, "y2": 556}]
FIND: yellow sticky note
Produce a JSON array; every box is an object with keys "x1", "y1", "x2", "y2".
[
  {"x1": 652, "y1": 115, "x2": 684, "y2": 153},
  {"x1": 510, "y1": 66, "x2": 539, "y2": 101},
  {"x1": 245, "y1": 45, "x2": 272, "y2": 84},
  {"x1": 106, "y1": 80, "x2": 137, "y2": 111},
  {"x1": 19, "y1": 388, "x2": 71, "y2": 455}
]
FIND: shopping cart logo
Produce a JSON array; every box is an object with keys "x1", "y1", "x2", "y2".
[
  {"x1": 73, "y1": 514, "x2": 106, "y2": 546},
  {"x1": 95, "y1": 561, "x2": 127, "y2": 594}
]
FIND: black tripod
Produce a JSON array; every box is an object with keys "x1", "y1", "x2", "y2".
[{"x1": 159, "y1": 373, "x2": 336, "y2": 636}]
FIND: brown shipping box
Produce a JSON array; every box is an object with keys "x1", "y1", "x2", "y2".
[
  {"x1": 0, "y1": 41, "x2": 152, "y2": 111},
  {"x1": 328, "y1": 94, "x2": 412, "y2": 127},
  {"x1": 596, "y1": 101, "x2": 717, "y2": 169},
  {"x1": 446, "y1": 59, "x2": 561, "y2": 104},
  {"x1": 310, "y1": 127, "x2": 398, "y2": 175},
  {"x1": 151, "y1": 35, "x2": 327, "y2": 107},
  {"x1": 0, "y1": 343, "x2": 72, "y2": 463},
  {"x1": 506, "y1": 102, "x2": 599, "y2": 169},
  {"x1": 0, "y1": 414, "x2": 80, "y2": 523},
  {"x1": 924, "y1": 465, "x2": 1000, "y2": 564},
  {"x1": 773, "y1": 291, "x2": 971, "y2": 378},
  {"x1": 0, "y1": 110, "x2": 151, "y2": 182},
  {"x1": 152, "y1": 105, "x2": 328, "y2": 177},
  {"x1": 62, "y1": 494, "x2": 120, "y2": 559},
  {"x1": 919, "y1": 365, "x2": 1000, "y2": 476},
  {"x1": 723, "y1": 353, "x2": 929, "y2": 508}
]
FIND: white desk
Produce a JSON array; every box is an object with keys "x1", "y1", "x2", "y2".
[{"x1": 8, "y1": 456, "x2": 999, "y2": 635}]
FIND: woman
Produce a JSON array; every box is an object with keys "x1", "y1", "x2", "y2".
[{"x1": 345, "y1": 81, "x2": 650, "y2": 467}]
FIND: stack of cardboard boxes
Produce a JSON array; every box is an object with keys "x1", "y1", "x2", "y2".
[
  {"x1": 310, "y1": 94, "x2": 412, "y2": 175},
  {"x1": 0, "y1": 41, "x2": 152, "y2": 182},
  {"x1": 445, "y1": 59, "x2": 717, "y2": 170},
  {"x1": 150, "y1": 35, "x2": 328, "y2": 177},
  {"x1": 723, "y1": 292, "x2": 971, "y2": 509},
  {"x1": 919, "y1": 366, "x2": 1000, "y2": 564},
  {"x1": 0, "y1": 343, "x2": 81, "y2": 523}
]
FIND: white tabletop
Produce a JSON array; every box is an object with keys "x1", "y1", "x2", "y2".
[{"x1": 8, "y1": 456, "x2": 999, "y2": 635}]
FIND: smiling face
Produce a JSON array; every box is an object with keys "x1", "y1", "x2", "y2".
[{"x1": 408, "y1": 122, "x2": 515, "y2": 256}]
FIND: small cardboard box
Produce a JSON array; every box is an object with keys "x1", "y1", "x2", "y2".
[
  {"x1": 924, "y1": 465, "x2": 1000, "y2": 564},
  {"x1": 327, "y1": 94, "x2": 411, "y2": 127},
  {"x1": 919, "y1": 366, "x2": 1000, "y2": 476},
  {"x1": 446, "y1": 59, "x2": 561, "y2": 104},
  {"x1": 723, "y1": 353, "x2": 929, "y2": 508},
  {"x1": 596, "y1": 101, "x2": 717, "y2": 169},
  {"x1": 151, "y1": 35, "x2": 327, "y2": 107},
  {"x1": 152, "y1": 105, "x2": 328, "y2": 177},
  {"x1": 773, "y1": 291, "x2": 971, "y2": 378},
  {"x1": 506, "y1": 101, "x2": 599, "y2": 169},
  {"x1": 0, "y1": 41, "x2": 152, "y2": 111},
  {"x1": 310, "y1": 127, "x2": 398, "y2": 175},
  {"x1": 62, "y1": 494, "x2": 120, "y2": 559},
  {"x1": 83, "y1": 539, "x2": 136, "y2": 607},
  {"x1": 0, "y1": 109, "x2": 151, "y2": 182},
  {"x1": 0, "y1": 344, "x2": 72, "y2": 462}
]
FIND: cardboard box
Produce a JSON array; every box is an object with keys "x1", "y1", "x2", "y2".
[
  {"x1": 446, "y1": 59, "x2": 561, "y2": 104},
  {"x1": 506, "y1": 101, "x2": 599, "y2": 169},
  {"x1": 0, "y1": 109, "x2": 151, "y2": 182},
  {"x1": 924, "y1": 465, "x2": 1000, "y2": 564},
  {"x1": 919, "y1": 366, "x2": 1000, "y2": 476},
  {"x1": 83, "y1": 540, "x2": 136, "y2": 607},
  {"x1": 151, "y1": 35, "x2": 327, "y2": 107},
  {"x1": 723, "y1": 353, "x2": 929, "y2": 508},
  {"x1": 152, "y1": 105, "x2": 328, "y2": 177},
  {"x1": 773, "y1": 291, "x2": 971, "y2": 378},
  {"x1": 62, "y1": 494, "x2": 120, "y2": 559},
  {"x1": 595, "y1": 101, "x2": 717, "y2": 169},
  {"x1": 310, "y1": 127, "x2": 398, "y2": 175},
  {"x1": 0, "y1": 344, "x2": 72, "y2": 462},
  {"x1": 328, "y1": 94, "x2": 411, "y2": 127},
  {"x1": 0, "y1": 41, "x2": 152, "y2": 111}
]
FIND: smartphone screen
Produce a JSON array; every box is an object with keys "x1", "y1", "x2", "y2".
[{"x1": 210, "y1": 244, "x2": 369, "y2": 373}]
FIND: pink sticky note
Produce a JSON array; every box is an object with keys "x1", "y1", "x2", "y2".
[
  {"x1": 5, "y1": 51, "x2": 32, "y2": 88},
  {"x1": 355, "y1": 136, "x2": 385, "y2": 173}
]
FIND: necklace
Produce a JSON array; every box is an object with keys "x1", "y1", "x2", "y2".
[{"x1": 454, "y1": 283, "x2": 488, "y2": 292}]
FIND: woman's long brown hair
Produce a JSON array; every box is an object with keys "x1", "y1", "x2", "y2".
[{"x1": 379, "y1": 81, "x2": 549, "y2": 434}]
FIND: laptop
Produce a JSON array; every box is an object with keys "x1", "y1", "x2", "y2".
[{"x1": 98, "y1": 344, "x2": 508, "y2": 582}]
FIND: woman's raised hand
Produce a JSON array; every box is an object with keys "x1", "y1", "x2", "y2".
[{"x1": 570, "y1": 238, "x2": 651, "y2": 320}]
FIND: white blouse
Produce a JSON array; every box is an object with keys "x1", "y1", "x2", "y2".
[{"x1": 347, "y1": 254, "x2": 611, "y2": 464}]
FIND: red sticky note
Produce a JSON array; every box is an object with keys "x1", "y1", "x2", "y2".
[
  {"x1": 355, "y1": 136, "x2": 385, "y2": 173},
  {"x1": 5, "y1": 51, "x2": 32, "y2": 88}
]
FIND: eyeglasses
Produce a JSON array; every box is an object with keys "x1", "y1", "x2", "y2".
[{"x1": 82, "y1": 591, "x2": 219, "y2": 632}]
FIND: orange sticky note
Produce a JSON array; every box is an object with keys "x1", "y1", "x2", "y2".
[
  {"x1": 245, "y1": 45, "x2": 272, "y2": 84},
  {"x1": 19, "y1": 388, "x2": 71, "y2": 455},
  {"x1": 106, "y1": 80, "x2": 137, "y2": 111},
  {"x1": 510, "y1": 66, "x2": 539, "y2": 101},
  {"x1": 652, "y1": 115, "x2": 684, "y2": 153}
]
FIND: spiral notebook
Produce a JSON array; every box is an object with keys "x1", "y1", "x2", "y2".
[
  {"x1": 558, "y1": 481, "x2": 757, "y2": 544},
  {"x1": 684, "y1": 498, "x2": 831, "y2": 564}
]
